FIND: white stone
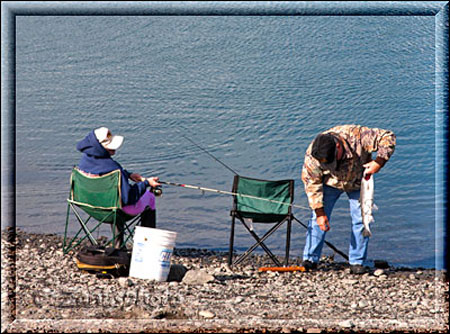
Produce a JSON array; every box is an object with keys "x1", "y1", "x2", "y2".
[
  {"x1": 118, "y1": 277, "x2": 128, "y2": 288},
  {"x1": 199, "y1": 310, "x2": 215, "y2": 319},
  {"x1": 374, "y1": 269, "x2": 385, "y2": 276},
  {"x1": 339, "y1": 320, "x2": 353, "y2": 328},
  {"x1": 182, "y1": 270, "x2": 215, "y2": 285},
  {"x1": 359, "y1": 300, "x2": 369, "y2": 308}
]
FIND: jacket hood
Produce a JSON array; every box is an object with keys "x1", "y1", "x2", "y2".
[{"x1": 76, "y1": 130, "x2": 110, "y2": 158}]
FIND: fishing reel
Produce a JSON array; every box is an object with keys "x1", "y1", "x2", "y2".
[{"x1": 150, "y1": 186, "x2": 163, "y2": 197}]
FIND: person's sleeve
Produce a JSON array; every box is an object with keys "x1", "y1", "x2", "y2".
[
  {"x1": 301, "y1": 151, "x2": 324, "y2": 210},
  {"x1": 121, "y1": 179, "x2": 149, "y2": 206},
  {"x1": 119, "y1": 166, "x2": 149, "y2": 206},
  {"x1": 123, "y1": 169, "x2": 132, "y2": 179},
  {"x1": 360, "y1": 127, "x2": 396, "y2": 161}
]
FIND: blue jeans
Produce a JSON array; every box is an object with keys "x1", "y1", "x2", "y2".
[{"x1": 303, "y1": 185, "x2": 369, "y2": 265}]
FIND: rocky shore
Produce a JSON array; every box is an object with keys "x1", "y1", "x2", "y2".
[{"x1": 2, "y1": 229, "x2": 448, "y2": 333}]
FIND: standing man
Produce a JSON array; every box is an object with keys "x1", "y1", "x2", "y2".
[{"x1": 301, "y1": 125, "x2": 396, "y2": 274}]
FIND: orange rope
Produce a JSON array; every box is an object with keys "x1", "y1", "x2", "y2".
[{"x1": 258, "y1": 266, "x2": 306, "y2": 272}]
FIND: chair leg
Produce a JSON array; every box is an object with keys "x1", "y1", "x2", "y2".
[
  {"x1": 122, "y1": 215, "x2": 141, "y2": 245},
  {"x1": 72, "y1": 206, "x2": 97, "y2": 246},
  {"x1": 228, "y1": 215, "x2": 236, "y2": 266},
  {"x1": 64, "y1": 204, "x2": 107, "y2": 254},
  {"x1": 63, "y1": 203, "x2": 71, "y2": 253},
  {"x1": 285, "y1": 218, "x2": 292, "y2": 266},
  {"x1": 234, "y1": 218, "x2": 284, "y2": 267},
  {"x1": 111, "y1": 220, "x2": 125, "y2": 249}
]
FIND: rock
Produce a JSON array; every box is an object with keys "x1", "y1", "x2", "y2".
[
  {"x1": 234, "y1": 297, "x2": 244, "y2": 304},
  {"x1": 167, "y1": 264, "x2": 188, "y2": 282},
  {"x1": 118, "y1": 277, "x2": 128, "y2": 288},
  {"x1": 128, "y1": 306, "x2": 151, "y2": 319},
  {"x1": 359, "y1": 300, "x2": 369, "y2": 308},
  {"x1": 3, "y1": 230, "x2": 448, "y2": 333},
  {"x1": 182, "y1": 270, "x2": 215, "y2": 285},
  {"x1": 199, "y1": 310, "x2": 215, "y2": 318},
  {"x1": 339, "y1": 320, "x2": 353, "y2": 328},
  {"x1": 374, "y1": 269, "x2": 385, "y2": 277},
  {"x1": 268, "y1": 271, "x2": 279, "y2": 277}
]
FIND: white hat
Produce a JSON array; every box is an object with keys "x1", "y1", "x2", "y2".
[{"x1": 94, "y1": 127, "x2": 124, "y2": 151}]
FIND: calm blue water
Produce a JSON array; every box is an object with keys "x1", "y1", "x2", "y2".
[{"x1": 14, "y1": 15, "x2": 437, "y2": 268}]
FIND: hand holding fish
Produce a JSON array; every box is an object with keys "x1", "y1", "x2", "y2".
[
  {"x1": 360, "y1": 169, "x2": 378, "y2": 237},
  {"x1": 362, "y1": 157, "x2": 386, "y2": 176}
]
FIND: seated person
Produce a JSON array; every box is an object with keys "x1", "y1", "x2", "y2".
[{"x1": 76, "y1": 127, "x2": 160, "y2": 247}]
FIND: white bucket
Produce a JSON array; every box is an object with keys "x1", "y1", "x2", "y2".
[{"x1": 129, "y1": 226, "x2": 177, "y2": 282}]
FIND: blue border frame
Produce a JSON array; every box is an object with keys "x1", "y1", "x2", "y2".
[{"x1": 1, "y1": 1, "x2": 448, "y2": 330}]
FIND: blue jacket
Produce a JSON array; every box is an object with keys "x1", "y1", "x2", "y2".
[{"x1": 76, "y1": 130, "x2": 149, "y2": 206}]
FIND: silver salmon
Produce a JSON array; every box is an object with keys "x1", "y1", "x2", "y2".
[{"x1": 360, "y1": 172, "x2": 378, "y2": 237}]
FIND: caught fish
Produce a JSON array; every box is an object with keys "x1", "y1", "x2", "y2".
[{"x1": 360, "y1": 171, "x2": 378, "y2": 237}]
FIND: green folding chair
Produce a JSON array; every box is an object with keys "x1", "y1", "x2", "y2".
[
  {"x1": 63, "y1": 168, "x2": 142, "y2": 254},
  {"x1": 229, "y1": 175, "x2": 294, "y2": 267}
]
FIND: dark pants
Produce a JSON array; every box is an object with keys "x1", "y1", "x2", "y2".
[{"x1": 112, "y1": 208, "x2": 156, "y2": 249}]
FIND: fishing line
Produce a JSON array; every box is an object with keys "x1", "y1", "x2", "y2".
[
  {"x1": 170, "y1": 126, "x2": 309, "y2": 210},
  {"x1": 175, "y1": 126, "x2": 239, "y2": 175}
]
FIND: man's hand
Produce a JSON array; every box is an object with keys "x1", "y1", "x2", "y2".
[
  {"x1": 363, "y1": 157, "x2": 386, "y2": 177},
  {"x1": 315, "y1": 208, "x2": 330, "y2": 232},
  {"x1": 316, "y1": 215, "x2": 331, "y2": 232}
]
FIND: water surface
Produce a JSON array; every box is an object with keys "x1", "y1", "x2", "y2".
[{"x1": 14, "y1": 15, "x2": 436, "y2": 268}]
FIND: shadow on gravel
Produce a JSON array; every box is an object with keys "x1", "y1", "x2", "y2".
[{"x1": 214, "y1": 274, "x2": 251, "y2": 282}]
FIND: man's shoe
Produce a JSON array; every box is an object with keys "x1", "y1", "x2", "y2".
[
  {"x1": 350, "y1": 264, "x2": 368, "y2": 275},
  {"x1": 301, "y1": 260, "x2": 318, "y2": 271}
]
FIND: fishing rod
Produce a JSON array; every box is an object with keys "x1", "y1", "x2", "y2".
[
  {"x1": 160, "y1": 180, "x2": 349, "y2": 261},
  {"x1": 159, "y1": 180, "x2": 309, "y2": 211},
  {"x1": 170, "y1": 127, "x2": 349, "y2": 261}
]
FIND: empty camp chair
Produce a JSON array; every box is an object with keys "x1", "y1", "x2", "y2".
[
  {"x1": 63, "y1": 167, "x2": 144, "y2": 254},
  {"x1": 229, "y1": 175, "x2": 294, "y2": 267}
]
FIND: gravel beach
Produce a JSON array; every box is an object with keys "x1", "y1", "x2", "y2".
[{"x1": 1, "y1": 229, "x2": 448, "y2": 333}]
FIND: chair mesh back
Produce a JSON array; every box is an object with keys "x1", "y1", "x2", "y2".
[
  {"x1": 233, "y1": 175, "x2": 293, "y2": 220},
  {"x1": 71, "y1": 169, "x2": 121, "y2": 209}
]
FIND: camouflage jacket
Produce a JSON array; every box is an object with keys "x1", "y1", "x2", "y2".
[{"x1": 301, "y1": 125, "x2": 396, "y2": 210}]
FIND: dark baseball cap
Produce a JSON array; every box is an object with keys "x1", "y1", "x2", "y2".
[{"x1": 311, "y1": 133, "x2": 338, "y2": 170}]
